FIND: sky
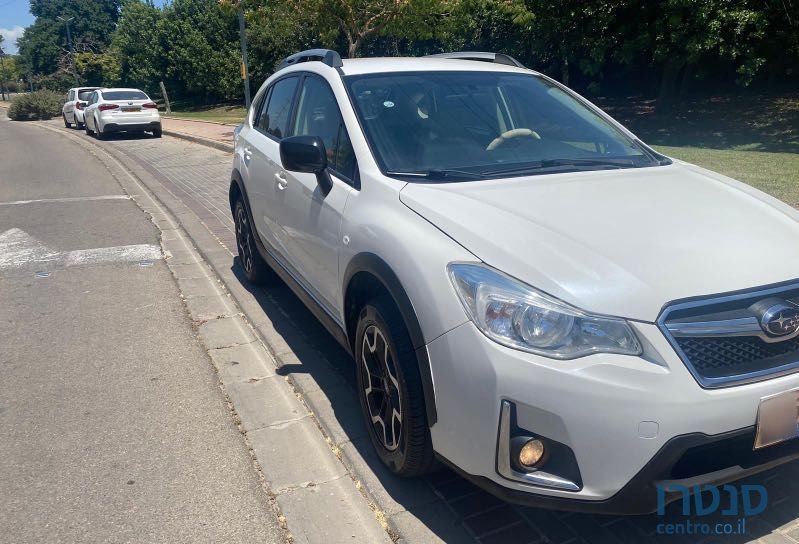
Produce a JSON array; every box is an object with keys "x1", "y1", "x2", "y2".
[
  {"x1": 0, "y1": 0, "x2": 33, "y2": 53},
  {"x1": 0, "y1": 0, "x2": 168, "y2": 55}
]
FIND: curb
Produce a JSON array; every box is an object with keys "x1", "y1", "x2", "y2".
[{"x1": 161, "y1": 128, "x2": 234, "y2": 152}]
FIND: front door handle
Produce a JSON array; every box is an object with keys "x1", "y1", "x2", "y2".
[{"x1": 275, "y1": 172, "x2": 288, "y2": 190}]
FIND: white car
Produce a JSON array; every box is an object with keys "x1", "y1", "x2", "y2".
[
  {"x1": 62, "y1": 86, "x2": 100, "y2": 129},
  {"x1": 229, "y1": 49, "x2": 799, "y2": 514},
  {"x1": 84, "y1": 88, "x2": 162, "y2": 139}
]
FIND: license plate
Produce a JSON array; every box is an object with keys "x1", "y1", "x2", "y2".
[
  {"x1": 121, "y1": 106, "x2": 140, "y2": 112},
  {"x1": 754, "y1": 389, "x2": 799, "y2": 449}
]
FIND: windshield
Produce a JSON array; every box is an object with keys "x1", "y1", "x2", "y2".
[
  {"x1": 345, "y1": 71, "x2": 662, "y2": 180},
  {"x1": 102, "y1": 90, "x2": 149, "y2": 101}
]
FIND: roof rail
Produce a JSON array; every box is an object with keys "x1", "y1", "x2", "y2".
[
  {"x1": 277, "y1": 49, "x2": 344, "y2": 71},
  {"x1": 425, "y1": 51, "x2": 526, "y2": 68}
]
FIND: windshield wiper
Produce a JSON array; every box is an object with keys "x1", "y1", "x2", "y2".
[
  {"x1": 385, "y1": 169, "x2": 485, "y2": 181},
  {"x1": 482, "y1": 157, "x2": 644, "y2": 177}
]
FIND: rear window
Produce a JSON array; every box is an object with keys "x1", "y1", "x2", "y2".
[
  {"x1": 102, "y1": 91, "x2": 148, "y2": 101},
  {"x1": 77, "y1": 90, "x2": 95, "y2": 101}
]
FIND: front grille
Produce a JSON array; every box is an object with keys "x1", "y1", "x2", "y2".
[
  {"x1": 676, "y1": 336, "x2": 799, "y2": 379},
  {"x1": 659, "y1": 281, "x2": 799, "y2": 387}
]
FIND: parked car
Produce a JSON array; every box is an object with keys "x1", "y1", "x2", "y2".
[
  {"x1": 84, "y1": 88, "x2": 161, "y2": 139},
  {"x1": 229, "y1": 49, "x2": 799, "y2": 514},
  {"x1": 62, "y1": 86, "x2": 100, "y2": 129}
]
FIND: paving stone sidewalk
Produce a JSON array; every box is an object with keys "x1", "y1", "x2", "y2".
[
  {"x1": 46, "y1": 120, "x2": 799, "y2": 544},
  {"x1": 162, "y1": 117, "x2": 236, "y2": 150}
]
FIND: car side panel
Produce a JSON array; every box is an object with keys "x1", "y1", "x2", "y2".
[{"x1": 338, "y1": 176, "x2": 475, "y2": 347}]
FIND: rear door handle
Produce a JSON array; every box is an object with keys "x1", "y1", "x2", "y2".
[{"x1": 275, "y1": 172, "x2": 288, "y2": 190}]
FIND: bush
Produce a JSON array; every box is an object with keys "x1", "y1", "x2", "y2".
[{"x1": 8, "y1": 90, "x2": 64, "y2": 121}]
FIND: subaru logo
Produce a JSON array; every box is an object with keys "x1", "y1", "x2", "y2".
[{"x1": 759, "y1": 300, "x2": 799, "y2": 337}]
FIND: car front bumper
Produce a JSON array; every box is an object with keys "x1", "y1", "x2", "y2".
[{"x1": 426, "y1": 320, "x2": 799, "y2": 513}]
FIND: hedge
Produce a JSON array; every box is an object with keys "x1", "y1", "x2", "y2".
[{"x1": 8, "y1": 90, "x2": 64, "y2": 121}]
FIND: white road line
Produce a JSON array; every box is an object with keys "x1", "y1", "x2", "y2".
[
  {"x1": 0, "y1": 195, "x2": 131, "y2": 206},
  {"x1": 0, "y1": 228, "x2": 161, "y2": 269},
  {"x1": 63, "y1": 244, "x2": 162, "y2": 267},
  {"x1": 0, "y1": 228, "x2": 60, "y2": 268}
]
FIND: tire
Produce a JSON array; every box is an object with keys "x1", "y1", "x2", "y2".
[
  {"x1": 355, "y1": 297, "x2": 436, "y2": 477},
  {"x1": 63, "y1": 114, "x2": 71, "y2": 128},
  {"x1": 233, "y1": 199, "x2": 272, "y2": 285},
  {"x1": 85, "y1": 121, "x2": 92, "y2": 136},
  {"x1": 95, "y1": 120, "x2": 105, "y2": 140},
  {"x1": 152, "y1": 127, "x2": 162, "y2": 138}
]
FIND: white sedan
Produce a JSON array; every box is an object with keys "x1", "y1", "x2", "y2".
[
  {"x1": 62, "y1": 86, "x2": 100, "y2": 129},
  {"x1": 84, "y1": 88, "x2": 162, "y2": 139}
]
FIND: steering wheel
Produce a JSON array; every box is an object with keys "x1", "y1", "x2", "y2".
[{"x1": 486, "y1": 128, "x2": 541, "y2": 151}]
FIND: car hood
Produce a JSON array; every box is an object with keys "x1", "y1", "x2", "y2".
[{"x1": 399, "y1": 162, "x2": 799, "y2": 322}]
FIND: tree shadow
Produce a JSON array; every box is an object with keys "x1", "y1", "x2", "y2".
[
  {"x1": 230, "y1": 257, "x2": 476, "y2": 540},
  {"x1": 596, "y1": 94, "x2": 799, "y2": 153}
]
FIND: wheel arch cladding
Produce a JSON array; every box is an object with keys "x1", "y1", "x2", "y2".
[
  {"x1": 344, "y1": 252, "x2": 438, "y2": 426},
  {"x1": 229, "y1": 169, "x2": 245, "y2": 213}
]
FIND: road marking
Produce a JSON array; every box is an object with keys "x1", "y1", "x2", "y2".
[
  {"x1": 0, "y1": 228, "x2": 161, "y2": 269},
  {"x1": 0, "y1": 195, "x2": 131, "y2": 206}
]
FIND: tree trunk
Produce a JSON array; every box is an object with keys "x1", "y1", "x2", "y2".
[
  {"x1": 678, "y1": 63, "x2": 695, "y2": 100},
  {"x1": 657, "y1": 62, "x2": 683, "y2": 113},
  {"x1": 348, "y1": 37, "x2": 363, "y2": 58}
]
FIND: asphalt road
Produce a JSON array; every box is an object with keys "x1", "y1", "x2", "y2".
[{"x1": 0, "y1": 116, "x2": 285, "y2": 543}]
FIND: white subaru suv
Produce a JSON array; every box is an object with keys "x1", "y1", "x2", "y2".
[{"x1": 230, "y1": 49, "x2": 799, "y2": 513}]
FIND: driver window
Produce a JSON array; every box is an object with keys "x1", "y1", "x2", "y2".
[{"x1": 292, "y1": 76, "x2": 357, "y2": 185}]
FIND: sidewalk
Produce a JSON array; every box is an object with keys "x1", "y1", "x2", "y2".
[{"x1": 162, "y1": 117, "x2": 236, "y2": 151}]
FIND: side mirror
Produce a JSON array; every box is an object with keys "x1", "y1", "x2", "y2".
[{"x1": 280, "y1": 135, "x2": 333, "y2": 193}]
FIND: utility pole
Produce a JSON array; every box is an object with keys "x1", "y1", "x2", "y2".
[
  {"x1": 0, "y1": 49, "x2": 7, "y2": 101},
  {"x1": 57, "y1": 16, "x2": 79, "y2": 86},
  {"x1": 237, "y1": 8, "x2": 251, "y2": 109}
]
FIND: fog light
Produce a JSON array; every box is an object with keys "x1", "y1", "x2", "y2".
[
  {"x1": 512, "y1": 436, "x2": 545, "y2": 470},
  {"x1": 519, "y1": 439, "x2": 545, "y2": 466}
]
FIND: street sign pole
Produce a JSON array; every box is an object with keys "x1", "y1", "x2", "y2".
[{"x1": 238, "y1": 8, "x2": 251, "y2": 110}]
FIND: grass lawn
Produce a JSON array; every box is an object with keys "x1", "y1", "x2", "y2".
[
  {"x1": 597, "y1": 93, "x2": 798, "y2": 208},
  {"x1": 166, "y1": 104, "x2": 246, "y2": 125}
]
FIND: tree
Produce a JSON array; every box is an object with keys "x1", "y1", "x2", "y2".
[
  {"x1": 648, "y1": 0, "x2": 768, "y2": 108},
  {"x1": 112, "y1": 1, "x2": 165, "y2": 93},
  {"x1": 113, "y1": 0, "x2": 243, "y2": 102},
  {"x1": 17, "y1": 0, "x2": 122, "y2": 77},
  {"x1": 0, "y1": 35, "x2": 7, "y2": 100},
  {"x1": 437, "y1": 0, "x2": 533, "y2": 64},
  {"x1": 75, "y1": 51, "x2": 121, "y2": 86},
  {"x1": 230, "y1": 0, "x2": 444, "y2": 59},
  {"x1": 161, "y1": 0, "x2": 241, "y2": 100}
]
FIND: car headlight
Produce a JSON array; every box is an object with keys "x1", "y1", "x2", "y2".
[{"x1": 448, "y1": 263, "x2": 642, "y2": 359}]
